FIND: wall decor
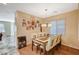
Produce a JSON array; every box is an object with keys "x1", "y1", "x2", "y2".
[
  {"x1": 22, "y1": 19, "x2": 26, "y2": 26},
  {"x1": 22, "y1": 16, "x2": 42, "y2": 31}
]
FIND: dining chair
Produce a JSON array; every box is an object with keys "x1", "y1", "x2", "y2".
[
  {"x1": 39, "y1": 35, "x2": 61, "y2": 54},
  {"x1": 32, "y1": 34, "x2": 40, "y2": 53}
]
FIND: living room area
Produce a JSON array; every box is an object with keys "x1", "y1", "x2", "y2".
[{"x1": 0, "y1": 3, "x2": 79, "y2": 55}]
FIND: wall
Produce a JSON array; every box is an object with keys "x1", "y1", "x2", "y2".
[
  {"x1": 16, "y1": 11, "x2": 43, "y2": 44},
  {"x1": 78, "y1": 9, "x2": 79, "y2": 40},
  {"x1": 0, "y1": 21, "x2": 11, "y2": 36},
  {"x1": 45, "y1": 9, "x2": 79, "y2": 49}
]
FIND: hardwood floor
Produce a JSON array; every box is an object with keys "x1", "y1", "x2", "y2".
[
  {"x1": 18, "y1": 44, "x2": 40, "y2": 55},
  {"x1": 18, "y1": 44, "x2": 79, "y2": 55}
]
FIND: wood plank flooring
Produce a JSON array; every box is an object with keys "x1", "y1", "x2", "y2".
[{"x1": 18, "y1": 44, "x2": 79, "y2": 55}]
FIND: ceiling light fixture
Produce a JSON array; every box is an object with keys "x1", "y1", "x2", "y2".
[
  {"x1": 45, "y1": 9, "x2": 48, "y2": 11},
  {"x1": 44, "y1": 8, "x2": 48, "y2": 18}
]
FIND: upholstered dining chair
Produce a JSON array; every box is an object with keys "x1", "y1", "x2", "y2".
[
  {"x1": 39, "y1": 34, "x2": 62, "y2": 55},
  {"x1": 32, "y1": 34, "x2": 40, "y2": 53},
  {"x1": 32, "y1": 33, "x2": 48, "y2": 53}
]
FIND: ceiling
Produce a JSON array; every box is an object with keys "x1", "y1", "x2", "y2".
[{"x1": 0, "y1": 3, "x2": 78, "y2": 22}]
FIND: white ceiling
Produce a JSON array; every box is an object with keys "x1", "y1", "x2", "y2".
[{"x1": 0, "y1": 3, "x2": 78, "y2": 22}]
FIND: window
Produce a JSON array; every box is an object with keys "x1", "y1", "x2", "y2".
[
  {"x1": 50, "y1": 20, "x2": 57, "y2": 35},
  {"x1": 0, "y1": 24, "x2": 5, "y2": 32},
  {"x1": 50, "y1": 20, "x2": 65, "y2": 35}
]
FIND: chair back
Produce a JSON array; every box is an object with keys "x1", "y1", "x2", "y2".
[{"x1": 46, "y1": 35, "x2": 62, "y2": 51}]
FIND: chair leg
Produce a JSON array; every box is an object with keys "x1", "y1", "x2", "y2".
[
  {"x1": 36, "y1": 46, "x2": 39, "y2": 53},
  {"x1": 56, "y1": 45, "x2": 59, "y2": 50},
  {"x1": 57, "y1": 42, "x2": 61, "y2": 49},
  {"x1": 52, "y1": 49, "x2": 54, "y2": 55},
  {"x1": 32, "y1": 41, "x2": 33, "y2": 51},
  {"x1": 45, "y1": 51, "x2": 48, "y2": 55},
  {"x1": 43, "y1": 48, "x2": 46, "y2": 55},
  {"x1": 40, "y1": 48, "x2": 42, "y2": 54}
]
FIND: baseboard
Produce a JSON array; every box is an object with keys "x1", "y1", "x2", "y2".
[{"x1": 61, "y1": 45, "x2": 79, "y2": 54}]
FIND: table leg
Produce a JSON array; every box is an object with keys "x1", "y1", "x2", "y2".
[
  {"x1": 40, "y1": 48, "x2": 42, "y2": 54},
  {"x1": 43, "y1": 45, "x2": 46, "y2": 55},
  {"x1": 32, "y1": 41, "x2": 34, "y2": 51}
]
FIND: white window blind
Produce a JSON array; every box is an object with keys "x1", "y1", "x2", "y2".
[
  {"x1": 50, "y1": 21, "x2": 57, "y2": 35},
  {"x1": 57, "y1": 20, "x2": 65, "y2": 35},
  {"x1": 50, "y1": 20, "x2": 65, "y2": 35}
]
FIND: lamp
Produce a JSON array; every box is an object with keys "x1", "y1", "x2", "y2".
[
  {"x1": 41, "y1": 24, "x2": 47, "y2": 27},
  {"x1": 48, "y1": 23, "x2": 52, "y2": 27}
]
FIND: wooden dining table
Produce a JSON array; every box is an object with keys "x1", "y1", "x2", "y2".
[{"x1": 32, "y1": 37, "x2": 48, "y2": 54}]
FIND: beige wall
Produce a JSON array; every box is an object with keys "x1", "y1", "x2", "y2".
[
  {"x1": 16, "y1": 11, "x2": 43, "y2": 44},
  {"x1": 78, "y1": 9, "x2": 79, "y2": 40},
  {"x1": 45, "y1": 9, "x2": 79, "y2": 49}
]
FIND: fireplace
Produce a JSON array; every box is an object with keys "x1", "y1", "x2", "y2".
[{"x1": 17, "y1": 36, "x2": 27, "y2": 49}]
